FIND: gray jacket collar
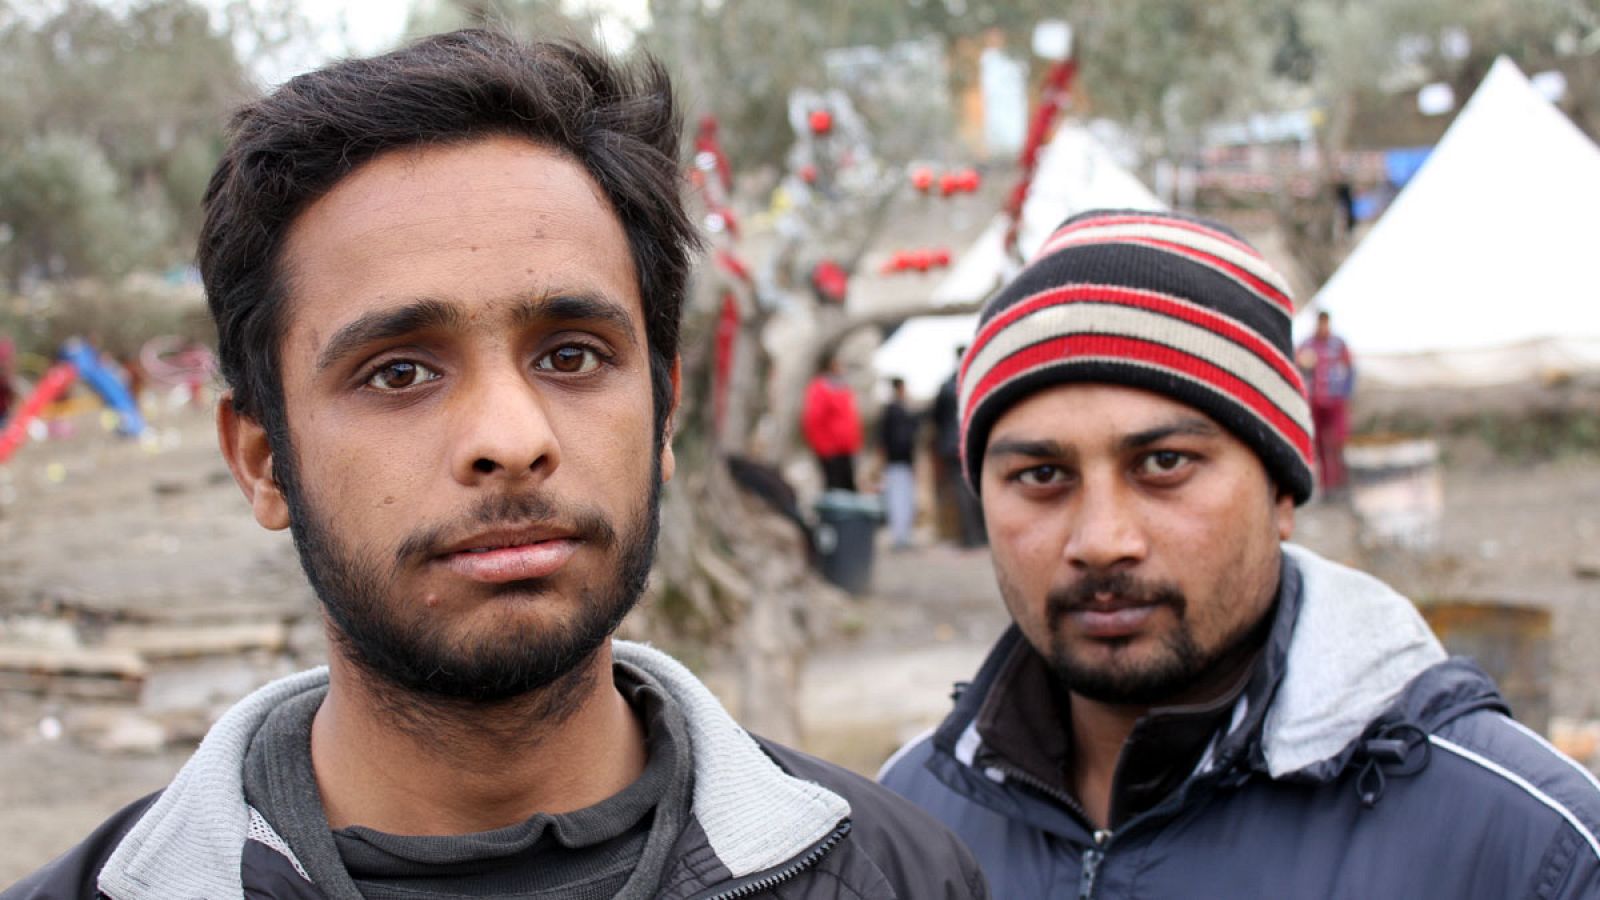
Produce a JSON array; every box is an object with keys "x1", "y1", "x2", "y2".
[{"x1": 99, "y1": 641, "x2": 850, "y2": 900}]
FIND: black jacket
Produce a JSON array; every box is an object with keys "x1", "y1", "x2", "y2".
[
  {"x1": 882, "y1": 545, "x2": 1600, "y2": 898},
  {"x1": 7, "y1": 643, "x2": 987, "y2": 900}
]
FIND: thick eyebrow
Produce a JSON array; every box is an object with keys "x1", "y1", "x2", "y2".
[
  {"x1": 315, "y1": 299, "x2": 463, "y2": 373},
  {"x1": 986, "y1": 437, "x2": 1072, "y2": 464},
  {"x1": 314, "y1": 292, "x2": 640, "y2": 375},
  {"x1": 512, "y1": 293, "x2": 639, "y2": 349},
  {"x1": 1117, "y1": 417, "x2": 1221, "y2": 452}
]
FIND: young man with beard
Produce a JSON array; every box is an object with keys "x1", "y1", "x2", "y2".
[
  {"x1": 6, "y1": 31, "x2": 986, "y2": 900},
  {"x1": 879, "y1": 209, "x2": 1600, "y2": 898}
]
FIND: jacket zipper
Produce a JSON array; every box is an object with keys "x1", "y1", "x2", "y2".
[
  {"x1": 698, "y1": 820, "x2": 852, "y2": 899},
  {"x1": 985, "y1": 760, "x2": 1116, "y2": 899},
  {"x1": 987, "y1": 760, "x2": 1088, "y2": 819},
  {"x1": 1077, "y1": 829, "x2": 1112, "y2": 900}
]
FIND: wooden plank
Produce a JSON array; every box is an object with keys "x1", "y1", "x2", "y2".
[
  {"x1": 100, "y1": 622, "x2": 288, "y2": 659},
  {"x1": 0, "y1": 646, "x2": 147, "y2": 679}
]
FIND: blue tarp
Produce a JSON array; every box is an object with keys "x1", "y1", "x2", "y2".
[{"x1": 1384, "y1": 146, "x2": 1434, "y2": 188}]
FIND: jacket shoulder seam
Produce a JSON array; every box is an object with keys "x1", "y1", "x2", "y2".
[
  {"x1": 1500, "y1": 717, "x2": 1600, "y2": 798},
  {"x1": 1430, "y1": 734, "x2": 1600, "y2": 864}
]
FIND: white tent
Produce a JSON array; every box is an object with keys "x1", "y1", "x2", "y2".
[
  {"x1": 871, "y1": 313, "x2": 978, "y2": 402},
  {"x1": 876, "y1": 123, "x2": 1165, "y2": 400},
  {"x1": 1304, "y1": 57, "x2": 1600, "y2": 386},
  {"x1": 932, "y1": 123, "x2": 1167, "y2": 308}
]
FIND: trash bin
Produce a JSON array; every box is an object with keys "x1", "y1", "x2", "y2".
[
  {"x1": 1346, "y1": 437, "x2": 1443, "y2": 549},
  {"x1": 813, "y1": 490, "x2": 882, "y2": 594}
]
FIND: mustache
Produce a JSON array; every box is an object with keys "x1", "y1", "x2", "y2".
[
  {"x1": 1046, "y1": 571, "x2": 1187, "y2": 622},
  {"x1": 394, "y1": 491, "x2": 617, "y2": 564}
]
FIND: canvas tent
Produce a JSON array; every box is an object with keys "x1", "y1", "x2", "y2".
[
  {"x1": 1303, "y1": 57, "x2": 1600, "y2": 387},
  {"x1": 875, "y1": 122, "x2": 1165, "y2": 400},
  {"x1": 932, "y1": 123, "x2": 1166, "y2": 308}
]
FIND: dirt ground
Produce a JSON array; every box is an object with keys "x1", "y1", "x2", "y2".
[{"x1": 4, "y1": 399, "x2": 1600, "y2": 885}]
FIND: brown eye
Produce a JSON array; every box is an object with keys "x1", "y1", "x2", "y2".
[
  {"x1": 1016, "y1": 465, "x2": 1067, "y2": 487},
  {"x1": 537, "y1": 345, "x2": 602, "y2": 374},
  {"x1": 368, "y1": 360, "x2": 439, "y2": 390},
  {"x1": 1138, "y1": 450, "x2": 1192, "y2": 477}
]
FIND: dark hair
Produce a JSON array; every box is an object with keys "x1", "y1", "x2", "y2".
[
  {"x1": 889, "y1": 376, "x2": 905, "y2": 391},
  {"x1": 198, "y1": 29, "x2": 700, "y2": 452}
]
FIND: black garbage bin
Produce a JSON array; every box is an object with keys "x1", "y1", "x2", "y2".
[{"x1": 812, "y1": 490, "x2": 881, "y2": 594}]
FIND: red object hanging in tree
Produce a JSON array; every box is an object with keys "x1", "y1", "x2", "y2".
[
  {"x1": 712, "y1": 292, "x2": 740, "y2": 439},
  {"x1": 694, "y1": 115, "x2": 734, "y2": 195},
  {"x1": 799, "y1": 163, "x2": 818, "y2": 184},
  {"x1": 1004, "y1": 59, "x2": 1079, "y2": 256},
  {"x1": 808, "y1": 108, "x2": 833, "y2": 135},
  {"x1": 714, "y1": 250, "x2": 752, "y2": 285},
  {"x1": 911, "y1": 166, "x2": 935, "y2": 193},
  {"x1": 811, "y1": 259, "x2": 849, "y2": 303}
]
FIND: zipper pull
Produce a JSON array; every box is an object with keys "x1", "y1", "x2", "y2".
[{"x1": 1077, "y1": 830, "x2": 1112, "y2": 900}]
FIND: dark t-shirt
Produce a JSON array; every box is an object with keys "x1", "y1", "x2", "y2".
[
  {"x1": 242, "y1": 663, "x2": 692, "y2": 899},
  {"x1": 879, "y1": 401, "x2": 918, "y2": 464}
]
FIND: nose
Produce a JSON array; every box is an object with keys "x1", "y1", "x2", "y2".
[
  {"x1": 1062, "y1": 473, "x2": 1147, "y2": 573},
  {"x1": 449, "y1": 367, "x2": 560, "y2": 485}
]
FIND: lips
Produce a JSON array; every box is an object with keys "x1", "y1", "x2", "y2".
[
  {"x1": 1068, "y1": 602, "x2": 1162, "y2": 639},
  {"x1": 434, "y1": 527, "x2": 580, "y2": 583},
  {"x1": 1050, "y1": 581, "x2": 1184, "y2": 640}
]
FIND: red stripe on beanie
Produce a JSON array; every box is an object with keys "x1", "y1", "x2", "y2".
[
  {"x1": 965, "y1": 284, "x2": 1305, "y2": 395},
  {"x1": 963, "y1": 334, "x2": 1313, "y2": 462}
]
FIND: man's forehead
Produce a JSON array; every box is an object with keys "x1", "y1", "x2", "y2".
[{"x1": 270, "y1": 136, "x2": 642, "y2": 352}]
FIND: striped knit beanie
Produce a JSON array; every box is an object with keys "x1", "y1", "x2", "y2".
[{"x1": 959, "y1": 209, "x2": 1314, "y2": 504}]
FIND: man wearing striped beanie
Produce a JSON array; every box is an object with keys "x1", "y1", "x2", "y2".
[{"x1": 881, "y1": 209, "x2": 1600, "y2": 898}]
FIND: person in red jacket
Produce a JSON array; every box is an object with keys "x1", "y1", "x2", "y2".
[{"x1": 801, "y1": 352, "x2": 862, "y2": 491}]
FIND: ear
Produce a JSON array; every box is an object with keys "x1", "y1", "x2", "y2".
[
  {"x1": 217, "y1": 393, "x2": 290, "y2": 531},
  {"x1": 1274, "y1": 490, "x2": 1295, "y2": 542},
  {"x1": 659, "y1": 356, "x2": 680, "y2": 484}
]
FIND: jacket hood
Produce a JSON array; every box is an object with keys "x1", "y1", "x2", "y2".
[
  {"x1": 1260, "y1": 544, "x2": 1449, "y2": 777},
  {"x1": 98, "y1": 641, "x2": 849, "y2": 900}
]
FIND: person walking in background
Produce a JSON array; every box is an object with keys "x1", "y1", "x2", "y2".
[
  {"x1": 0, "y1": 337, "x2": 16, "y2": 425},
  {"x1": 879, "y1": 376, "x2": 919, "y2": 550},
  {"x1": 801, "y1": 350, "x2": 862, "y2": 492},
  {"x1": 1296, "y1": 310, "x2": 1355, "y2": 498},
  {"x1": 933, "y1": 346, "x2": 985, "y2": 547}
]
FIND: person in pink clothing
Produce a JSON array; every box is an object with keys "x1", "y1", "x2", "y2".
[
  {"x1": 801, "y1": 352, "x2": 862, "y2": 491},
  {"x1": 1296, "y1": 310, "x2": 1355, "y2": 497},
  {"x1": 0, "y1": 336, "x2": 15, "y2": 424}
]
